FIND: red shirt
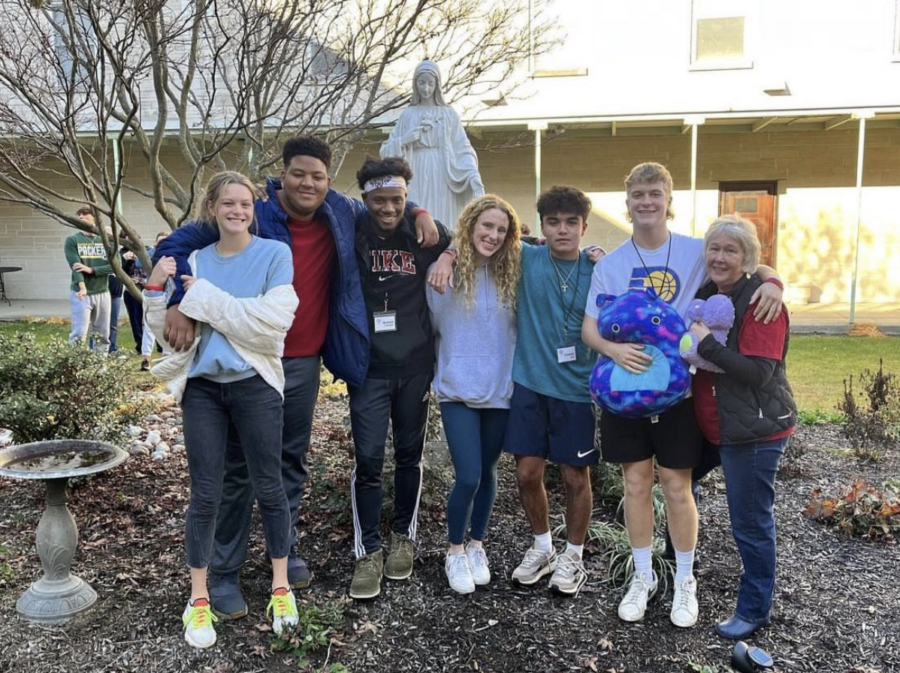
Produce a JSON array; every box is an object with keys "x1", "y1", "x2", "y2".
[
  {"x1": 692, "y1": 303, "x2": 794, "y2": 445},
  {"x1": 283, "y1": 216, "x2": 336, "y2": 358}
]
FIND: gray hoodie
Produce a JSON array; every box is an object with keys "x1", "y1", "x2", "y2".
[{"x1": 426, "y1": 264, "x2": 517, "y2": 408}]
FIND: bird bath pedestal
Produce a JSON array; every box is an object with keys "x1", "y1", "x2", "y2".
[{"x1": 0, "y1": 440, "x2": 128, "y2": 624}]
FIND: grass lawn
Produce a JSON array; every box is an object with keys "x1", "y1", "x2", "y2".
[
  {"x1": 2, "y1": 321, "x2": 897, "y2": 414},
  {"x1": 789, "y1": 334, "x2": 900, "y2": 413},
  {"x1": 0, "y1": 319, "x2": 150, "y2": 386}
]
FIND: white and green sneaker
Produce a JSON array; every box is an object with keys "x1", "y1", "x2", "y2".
[
  {"x1": 266, "y1": 587, "x2": 299, "y2": 637},
  {"x1": 182, "y1": 597, "x2": 218, "y2": 649}
]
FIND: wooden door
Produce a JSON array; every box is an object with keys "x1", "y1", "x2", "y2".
[{"x1": 718, "y1": 182, "x2": 778, "y2": 267}]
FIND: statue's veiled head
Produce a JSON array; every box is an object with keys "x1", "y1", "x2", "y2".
[{"x1": 411, "y1": 59, "x2": 447, "y2": 106}]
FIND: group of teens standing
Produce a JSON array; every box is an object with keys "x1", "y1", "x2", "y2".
[{"x1": 145, "y1": 135, "x2": 789, "y2": 649}]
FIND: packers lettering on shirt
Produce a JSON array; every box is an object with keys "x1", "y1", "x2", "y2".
[
  {"x1": 369, "y1": 250, "x2": 416, "y2": 278},
  {"x1": 76, "y1": 242, "x2": 108, "y2": 259}
]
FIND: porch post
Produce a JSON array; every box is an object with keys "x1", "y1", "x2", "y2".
[
  {"x1": 849, "y1": 112, "x2": 872, "y2": 324},
  {"x1": 684, "y1": 116, "x2": 705, "y2": 236},
  {"x1": 529, "y1": 121, "x2": 548, "y2": 231}
]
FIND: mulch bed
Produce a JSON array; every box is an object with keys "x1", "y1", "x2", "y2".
[{"x1": 0, "y1": 394, "x2": 897, "y2": 673}]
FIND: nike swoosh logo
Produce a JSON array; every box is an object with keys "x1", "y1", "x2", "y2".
[
  {"x1": 576, "y1": 448, "x2": 597, "y2": 458},
  {"x1": 378, "y1": 275, "x2": 391, "y2": 281}
]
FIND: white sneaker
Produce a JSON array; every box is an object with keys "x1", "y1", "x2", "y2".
[
  {"x1": 511, "y1": 545, "x2": 557, "y2": 586},
  {"x1": 670, "y1": 575, "x2": 699, "y2": 627},
  {"x1": 548, "y1": 550, "x2": 587, "y2": 596},
  {"x1": 182, "y1": 598, "x2": 218, "y2": 649},
  {"x1": 465, "y1": 544, "x2": 491, "y2": 586},
  {"x1": 266, "y1": 588, "x2": 299, "y2": 636},
  {"x1": 617, "y1": 571, "x2": 658, "y2": 622},
  {"x1": 445, "y1": 552, "x2": 475, "y2": 594}
]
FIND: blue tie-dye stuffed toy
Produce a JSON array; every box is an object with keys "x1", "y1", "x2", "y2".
[{"x1": 589, "y1": 288, "x2": 691, "y2": 418}]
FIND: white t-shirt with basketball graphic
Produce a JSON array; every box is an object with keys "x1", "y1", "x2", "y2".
[{"x1": 584, "y1": 232, "x2": 707, "y2": 321}]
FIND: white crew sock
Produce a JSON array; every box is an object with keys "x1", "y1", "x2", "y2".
[
  {"x1": 534, "y1": 531, "x2": 553, "y2": 552},
  {"x1": 565, "y1": 542, "x2": 584, "y2": 558},
  {"x1": 675, "y1": 548, "x2": 695, "y2": 582},
  {"x1": 632, "y1": 545, "x2": 654, "y2": 581}
]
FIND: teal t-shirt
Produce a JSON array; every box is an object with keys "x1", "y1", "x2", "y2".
[
  {"x1": 189, "y1": 236, "x2": 293, "y2": 383},
  {"x1": 511, "y1": 245, "x2": 594, "y2": 403}
]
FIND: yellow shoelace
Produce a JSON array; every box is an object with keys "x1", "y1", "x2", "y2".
[
  {"x1": 184, "y1": 602, "x2": 218, "y2": 628},
  {"x1": 266, "y1": 591, "x2": 297, "y2": 619}
]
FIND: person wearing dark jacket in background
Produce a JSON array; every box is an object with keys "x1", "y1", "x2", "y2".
[
  {"x1": 153, "y1": 137, "x2": 439, "y2": 620},
  {"x1": 347, "y1": 156, "x2": 451, "y2": 600},
  {"x1": 688, "y1": 215, "x2": 796, "y2": 641},
  {"x1": 123, "y1": 232, "x2": 168, "y2": 369}
]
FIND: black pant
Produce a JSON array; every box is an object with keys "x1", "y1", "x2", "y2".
[
  {"x1": 123, "y1": 291, "x2": 144, "y2": 354},
  {"x1": 348, "y1": 372, "x2": 432, "y2": 558}
]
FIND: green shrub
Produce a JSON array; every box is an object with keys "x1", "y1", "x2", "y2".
[
  {"x1": 806, "y1": 479, "x2": 900, "y2": 541},
  {"x1": 838, "y1": 359, "x2": 900, "y2": 462},
  {"x1": 271, "y1": 598, "x2": 347, "y2": 665},
  {"x1": 0, "y1": 333, "x2": 144, "y2": 444}
]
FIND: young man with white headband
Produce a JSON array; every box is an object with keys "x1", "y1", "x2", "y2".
[{"x1": 347, "y1": 156, "x2": 451, "y2": 600}]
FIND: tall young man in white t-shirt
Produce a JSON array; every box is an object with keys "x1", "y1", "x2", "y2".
[{"x1": 581, "y1": 163, "x2": 782, "y2": 629}]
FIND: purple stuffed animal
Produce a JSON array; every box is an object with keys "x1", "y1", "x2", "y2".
[{"x1": 679, "y1": 295, "x2": 735, "y2": 373}]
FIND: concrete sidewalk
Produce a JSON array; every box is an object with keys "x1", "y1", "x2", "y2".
[{"x1": 3, "y1": 298, "x2": 899, "y2": 334}]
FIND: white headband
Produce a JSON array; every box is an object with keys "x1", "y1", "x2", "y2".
[{"x1": 363, "y1": 175, "x2": 407, "y2": 193}]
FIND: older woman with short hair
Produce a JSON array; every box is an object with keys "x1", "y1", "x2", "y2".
[{"x1": 689, "y1": 214, "x2": 797, "y2": 640}]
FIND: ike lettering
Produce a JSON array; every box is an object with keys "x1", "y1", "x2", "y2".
[{"x1": 369, "y1": 249, "x2": 417, "y2": 276}]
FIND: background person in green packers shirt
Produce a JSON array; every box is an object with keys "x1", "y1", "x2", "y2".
[{"x1": 64, "y1": 206, "x2": 113, "y2": 352}]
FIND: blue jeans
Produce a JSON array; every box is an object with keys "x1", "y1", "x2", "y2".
[
  {"x1": 210, "y1": 356, "x2": 320, "y2": 576},
  {"x1": 108, "y1": 295, "x2": 123, "y2": 352},
  {"x1": 440, "y1": 402, "x2": 508, "y2": 545},
  {"x1": 181, "y1": 375, "x2": 290, "y2": 568},
  {"x1": 719, "y1": 436, "x2": 788, "y2": 622}
]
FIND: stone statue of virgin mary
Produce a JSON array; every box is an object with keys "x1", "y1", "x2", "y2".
[{"x1": 380, "y1": 60, "x2": 485, "y2": 232}]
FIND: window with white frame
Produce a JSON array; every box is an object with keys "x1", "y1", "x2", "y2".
[
  {"x1": 691, "y1": 0, "x2": 754, "y2": 70},
  {"x1": 50, "y1": 4, "x2": 98, "y2": 90}
]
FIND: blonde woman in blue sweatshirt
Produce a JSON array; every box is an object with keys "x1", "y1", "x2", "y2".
[{"x1": 426, "y1": 195, "x2": 521, "y2": 594}]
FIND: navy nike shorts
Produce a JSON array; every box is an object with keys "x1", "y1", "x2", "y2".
[{"x1": 504, "y1": 383, "x2": 598, "y2": 467}]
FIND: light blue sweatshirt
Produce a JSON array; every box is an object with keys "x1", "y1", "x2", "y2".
[{"x1": 426, "y1": 264, "x2": 517, "y2": 409}]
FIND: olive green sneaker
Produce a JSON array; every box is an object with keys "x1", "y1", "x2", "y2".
[
  {"x1": 349, "y1": 550, "x2": 383, "y2": 600},
  {"x1": 384, "y1": 531, "x2": 414, "y2": 580}
]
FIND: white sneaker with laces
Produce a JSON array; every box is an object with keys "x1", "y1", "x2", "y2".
[
  {"x1": 445, "y1": 552, "x2": 475, "y2": 594},
  {"x1": 511, "y1": 545, "x2": 557, "y2": 586},
  {"x1": 617, "y1": 571, "x2": 658, "y2": 622},
  {"x1": 548, "y1": 550, "x2": 587, "y2": 596},
  {"x1": 182, "y1": 598, "x2": 218, "y2": 649},
  {"x1": 465, "y1": 544, "x2": 491, "y2": 586},
  {"x1": 670, "y1": 575, "x2": 699, "y2": 627}
]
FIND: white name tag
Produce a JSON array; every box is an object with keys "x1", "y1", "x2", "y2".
[
  {"x1": 373, "y1": 311, "x2": 397, "y2": 333},
  {"x1": 557, "y1": 345, "x2": 576, "y2": 363}
]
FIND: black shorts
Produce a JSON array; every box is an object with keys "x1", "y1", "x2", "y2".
[{"x1": 599, "y1": 397, "x2": 703, "y2": 470}]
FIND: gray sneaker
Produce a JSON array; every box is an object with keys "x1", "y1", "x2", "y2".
[
  {"x1": 208, "y1": 572, "x2": 248, "y2": 620},
  {"x1": 349, "y1": 550, "x2": 383, "y2": 600},
  {"x1": 384, "y1": 532, "x2": 414, "y2": 580},
  {"x1": 548, "y1": 550, "x2": 587, "y2": 596},
  {"x1": 511, "y1": 545, "x2": 557, "y2": 586}
]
